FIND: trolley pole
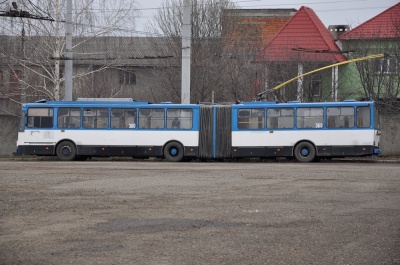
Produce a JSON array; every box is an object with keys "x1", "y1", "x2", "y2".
[{"x1": 181, "y1": 0, "x2": 191, "y2": 104}]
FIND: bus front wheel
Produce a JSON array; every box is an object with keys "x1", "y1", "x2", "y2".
[
  {"x1": 294, "y1": 142, "x2": 316, "y2": 163},
  {"x1": 56, "y1": 141, "x2": 77, "y2": 161},
  {"x1": 163, "y1": 142, "x2": 184, "y2": 162}
]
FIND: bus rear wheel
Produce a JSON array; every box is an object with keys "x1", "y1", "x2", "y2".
[
  {"x1": 294, "y1": 141, "x2": 316, "y2": 163},
  {"x1": 163, "y1": 142, "x2": 184, "y2": 162},
  {"x1": 56, "y1": 141, "x2": 77, "y2": 161}
]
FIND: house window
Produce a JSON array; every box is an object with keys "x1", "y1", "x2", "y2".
[
  {"x1": 119, "y1": 70, "x2": 136, "y2": 85},
  {"x1": 374, "y1": 57, "x2": 398, "y2": 74},
  {"x1": 0, "y1": 70, "x2": 7, "y2": 97},
  {"x1": 0, "y1": 70, "x2": 3, "y2": 86},
  {"x1": 10, "y1": 69, "x2": 22, "y2": 88},
  {"x1": 311, "y1": 75, "x2": 322, "y2": 96}
]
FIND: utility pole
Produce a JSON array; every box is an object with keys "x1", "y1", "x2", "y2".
[
  {"x1": 181, "y1": 0, "x2": 191, "y2": 104},
  {"x1": 64, "y1": 0, "x2": 73, "y2": 101},
  {"x1": 332, "y1": 66, "x2": 338, "y2": 101},
  {"x1": 21, "y1": 25, "x2": 26, "y2": 103},
  {"x1": 54, "y1": 0, "x2": 61, "y2": 101},
  {"x1": 297, "y1": 63, "x2": 303, "y2": 102}
]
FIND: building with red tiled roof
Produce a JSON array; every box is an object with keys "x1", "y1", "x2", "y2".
[
  {"x1": 254, "y1": 6, "x2": 347, "y2": 102},
  {"x1": 256, "y1": 6, "x2": 346, "y2": 63},
  {"x1": 338, "y1": 2, "x2": 400, "y2": 101}
]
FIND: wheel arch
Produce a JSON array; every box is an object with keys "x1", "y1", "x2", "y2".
[
  {"x1": 292, "y1": 139, "x2": 317, "y2": 156},
  {"x1": 162, "y1": 140, "x2": 185, "y2": 162},
  {"x1": 55, "y1": 139, "x2": 77, "y2": 154},
  {"x1": 163, "y1": 139, "x2": 185, "y2": 154}
]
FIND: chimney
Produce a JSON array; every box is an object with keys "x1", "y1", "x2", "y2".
[{"x1": 328, "y1": 25, "x2": 350, "y2": 41}]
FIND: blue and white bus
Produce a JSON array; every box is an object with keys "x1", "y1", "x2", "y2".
[{"x1": 16, "y1": 98, "x2": 381, "y2": 162}]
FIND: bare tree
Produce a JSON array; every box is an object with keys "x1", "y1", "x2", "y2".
[
  {"x1": 220, "y1": 12, "x2": 268, "y2": 102},
  {"x1": 340, "y1": 17, "x2": 400, "y2": 106},
  {"x1": 0, "y1": 0, "x2": 138, "y2": 114},
  {"x1": 146, "y1": 0, "x2": 265, "y2": 103},
  {"x1": 351, "y1": 44, "x2": 400, "y2": 101}
]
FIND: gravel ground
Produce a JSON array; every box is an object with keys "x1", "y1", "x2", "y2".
[{"x1": 0, "y1": 160, "x2": 399, "y2": 265}]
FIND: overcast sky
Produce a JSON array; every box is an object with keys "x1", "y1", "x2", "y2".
[{"x1": 134, "y1": 0, "x2": 398, "y2": 35}]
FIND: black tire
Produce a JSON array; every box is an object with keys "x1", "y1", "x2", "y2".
[
  {"x1": 56, "y1": 141, "x2": 77, "y2": 161},
  {"x1": 294, "y1": 141, "x2": 316, "y2": 163},
  {"x1": 163, "y1": 142, "x2": 184, "y2": 162}
]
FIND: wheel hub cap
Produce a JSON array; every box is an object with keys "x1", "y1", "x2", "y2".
[
  {"x1": 170, "y1": 148, "x2": 178, "y2": 156},
  {"x1": 301, "y1": 148, "x2": 309, "y2": 156}
]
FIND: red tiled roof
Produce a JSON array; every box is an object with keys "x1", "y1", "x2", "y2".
[
  {"x1": 340, "y1": 2, "x2": 400, "y2": 39},
  {"x1": 256, "y1": 6, "x2": 346, "y2": 63}
]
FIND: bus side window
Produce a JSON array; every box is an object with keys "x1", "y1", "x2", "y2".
[
  {"x1": 57, "y1": 108, "x2": 81, "y2": 128},
  {"x1": 111, "y1": 108, "x2": 136, "y2": 129},
  {"x1": 296, "y1": 108, "x2": 323, "y2": 129},
  {"x1": 83, "y1": 108, "x2": 109, "y2": 129},
  {"x1": 27, "y1": 108, "x2": 54, "y2": 128},
  {"x1": 267, "y1": 108, "x2": 294, "y2": 129},
  {"x1": 238, "y1": 109, "x2": 264, "y2": 130},
  {"x1": 139, "y1": 108, "x2": 165, "y2": 129},
  {"x1": 167, "y1": 109, "x2": 193, "y2": 129},
  {"x1": 357, "y1": 106, "x2": 371, "y2": 128},
  {"x1": 327, "y1": 107, "x2": 354, "y2": 128}
]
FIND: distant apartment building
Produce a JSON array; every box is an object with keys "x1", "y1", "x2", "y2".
[{"x1": 0, "y1": 36, "x2": 175, "y2": 114}]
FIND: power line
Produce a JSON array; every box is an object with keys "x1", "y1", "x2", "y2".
[
  {"x1": 0, "y1": 0, "x2": 394, "y2": 38},
  {"x1": 27, "y1": 0, "x2": 54, "y2": 20},
  {"x1": 235, "y1": 0, "x2": 388, "y2": 8},
  {"x1": 0, "y1": 0, "x2": 54, "y2": 21}
]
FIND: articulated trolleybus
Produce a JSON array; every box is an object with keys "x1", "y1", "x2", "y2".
[{"x1": 16, "y1": 98, "x2": 381, "y2": 162}]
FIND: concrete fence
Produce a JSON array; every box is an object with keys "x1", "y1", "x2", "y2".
[
  {"x1": 1, "y1": 113, "x2": 399, "y2": 156},
  {"x1": 0, "y1": 115, "x2": 19, "y2": 155},
  {"x1": 379, "y1": 112, "x2": 400, "y2": 156}
]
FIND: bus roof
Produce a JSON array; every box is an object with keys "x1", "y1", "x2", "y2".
[
  {"x1": 236, "y1": 101, "x2": 374, "y2": 107},
  {"x1": 22, "y1": 99, "x2": 375, "y2": 109},
  {"x1": 22, "y1": 99, "x2": 195, "y2": 108}
]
